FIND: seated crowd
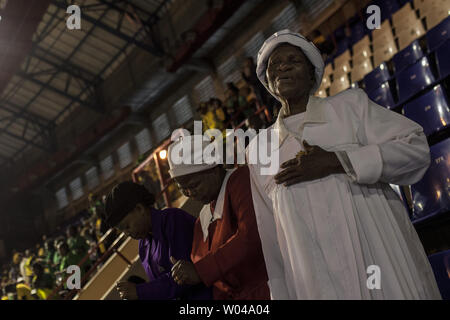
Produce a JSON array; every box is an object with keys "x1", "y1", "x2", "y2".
[{"x1": 0, "y1": 196, "x2": 109, "y2": 300}]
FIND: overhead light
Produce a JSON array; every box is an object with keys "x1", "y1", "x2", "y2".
[{"x1": 159, "y1": 149, "x2": 167, "y2": 160}]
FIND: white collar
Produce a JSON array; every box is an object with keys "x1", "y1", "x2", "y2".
[
  {"x1": 199, "y1": 169, "x2": 237, "y2": 242},
  {"x1": 273, "y1": 95, "x2": 328, "y2": 148}
]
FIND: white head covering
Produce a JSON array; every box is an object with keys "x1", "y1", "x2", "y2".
[
  {"x1": 256, "y1": 29, "x2": 324, "y2": 100},
  {"x1": 168, "y1": 135, "x2": 221, "y2": 178}
]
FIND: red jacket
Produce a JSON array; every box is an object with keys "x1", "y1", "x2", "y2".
[{"x1": 191, "y1": 166, "x2": 270, "y2": 300}]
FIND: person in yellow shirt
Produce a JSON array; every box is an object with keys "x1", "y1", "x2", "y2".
[
  {"x1": 16, "y1": 278, "x2": 35, "y2": 300},
  {"x1": 202, "y1": 100, "x2": 224, "y2": 132}
]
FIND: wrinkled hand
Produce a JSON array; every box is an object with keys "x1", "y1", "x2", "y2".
[
  {"x1": 274, "y1": 141, "x2": 345, "y2": 187},
  {"x1": 170, "y1": 257, "x2": 202, "y2": 285},
  {"x1": 116, "y1": 281, "x2": 138, "y2": 300}
]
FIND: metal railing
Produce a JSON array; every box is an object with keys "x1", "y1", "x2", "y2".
[{"x1": 47, "y1": 228, "x2": 128, "y2": 300}]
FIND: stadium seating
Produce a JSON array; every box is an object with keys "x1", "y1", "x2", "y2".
[
  {"x1": 428, "y1": 250, "x2": 450, "y2": 300},
  {"x1": 423, "y1": 3, "x2": 450, "y2": 30},
  {"x1": 335, "y1": 37, "x2": 349, "y2": 56},
  {"x1": 315, "y1": 86, "x2": 327, "y2": 98},
  {"x1": 373, "y1": 39, "x2": 397, "y2": 67},
  {"x1": 436, "y1": 39, "x2": 450, "y2": 78},
  {"x1": 367, "y1": 81, "x2": 396, "y2": 109},
  {"x1": 350, "y1": 22, "x2": 366, "y2": 45},
  {"x1": 396, "y1": 57, "x2": 436, "y2": 102},
  {"x1": 410, "y1": 138, "x2": 450, "y2": 222},
  {"x1": 396, "y1": 19, "x2": 426, "y2": 51},
  {"x1": 364, "y1": 62, "x2": 390, "y2": 93},
  {"x1": 324, "y1": 63, "x2": 333, "y2": 77},
  {"x1": 352, "y1": 46, "x2": 371, "y2": 66},
  {"x1": 393, "y1": 40, "x2": 424, "y2": 73},
  {"x1": 372, "y1": 25, "x2": 395, "y2": 49},
  {"x1": 351, "y1": 59, "x2": 373, "y2": 83},
  {"x1": 329, "y1": 74, "x2": 350, "y2": 96},
  {"x1": 403, "y1": 84, "x2": 450, "y2": 136},
  {"x1": 391, "y1": 2, "x2": 415, "y2": 28},
  {"x1": 373, "y1": 0, "x2": 400, "y2": 21},
  {"x1": 426, "y1": 16, "x2": 450, "y2": 52},
  {"x1": 353, "y1": 34, "x2": 370, "y2": 53},
  {"x1": 321, "y1": 74, "x2": 331, "y2": 89}
]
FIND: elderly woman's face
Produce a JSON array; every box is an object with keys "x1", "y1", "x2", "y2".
[
  {"x1": 175, "y1": 167, "x2": 223, "y2": 204},
  {"x1": 266, "y1": 44, "x2": 314, "y2": 100}
]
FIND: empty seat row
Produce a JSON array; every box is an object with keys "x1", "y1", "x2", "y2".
[
  {"x1": 410, "y1": 137, "x2": 450, "y2": 222},
  {"x1": 330, "y1": 1, "x2": 449, "y2": 72},
  {"x1": 364, "y1": 38, "x2": 449, "y2": 104},
  {"x1": 403, "y1": 84, "x2": 450, "y2": 137},
  {"x1": 318, "y1": 2, "x2": 449, "y2": 98}
]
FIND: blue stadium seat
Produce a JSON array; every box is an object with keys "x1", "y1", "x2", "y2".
[
  {"x1": 375, "y1": 0, "x2": 400, "y2": 20},
  {"x1": 350, "y1": 22, "x2": 366, "y2": 45},
  {"x1": 396, "y1": 57, "x2": 436, "y2": 102},
  {"x1": 364, "y1": 62, "x2": 390, "y2": 93},
  {"x1": 368, "y1": 81, "x2": 396, "y2": 109},
  {"x1": 426, "y1": 16, "x2": 450, "y2": 52},
  {"x1": 428, "y1": 250, "x2": 450, "y2": 300},
  {"x1": 393, "y1": 40, "x2": 424, "y2": 73},
  {"x1": 436, "y1": 39, "x2": 450, "y2": 79},
  {"x1": 410, "y1": 138, "x2": 450, "y2": 222},
  {"x1": 403, "y1": 84, "x2": 450, "y2": 136}
]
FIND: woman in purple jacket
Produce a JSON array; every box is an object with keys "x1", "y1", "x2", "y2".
[{"x1": 104, "y1": 181, "x2": 211, "y2": 300}]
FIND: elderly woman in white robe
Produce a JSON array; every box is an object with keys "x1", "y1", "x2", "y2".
[{"x1": 246, "y1": 29, "x2": 442, "y2": 300}]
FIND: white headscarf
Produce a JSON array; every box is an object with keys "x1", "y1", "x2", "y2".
[
  {"x1": 256, "y1": 29, "x2": 324, "y2": 100},
  {"x1": 168, "y1": 135, "x2": 221, "y2": 178}
]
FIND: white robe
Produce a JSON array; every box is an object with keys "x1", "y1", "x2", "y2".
[{"x1": 247, "y1": 89, "x2": 442, "y2": 299}]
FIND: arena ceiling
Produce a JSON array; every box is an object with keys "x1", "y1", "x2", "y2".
[{"x1": 0, "y1": 0, "x2": 173, "y2": 168}]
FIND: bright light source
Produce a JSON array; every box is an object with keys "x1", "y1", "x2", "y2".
[{"x1": 159, "y1": 150, "x2": 167, "y2": 160}]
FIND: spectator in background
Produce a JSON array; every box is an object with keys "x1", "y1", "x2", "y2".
[
  {"x1": 196, "y1": 102, "x2": 208, "y2": 119},
  {"x1": 56, "y1": 242, "x2": 84, "y2": 277},
  {"x1": 224, "y1": 82, "x2": 247, "y2": 127},
  {"x1": 241, "y1": 57, "x2": 270, "y2": 109},
  {"x1": 15, "y1": 277, "x2": 35, "y2": 300},
  {"x1": 19, "y1": 251, "x2": 33, "y2": 286},
  {"x1": 67, "y1": 225, "x2": 90, "y2": 258},
  {"x1": 31, "y1": 262, "x2": 54, "y2": 300},
  {"x1": 10, "y1": 252, "x2": 22, "y2": 282},
  {"x1": 43, "y1": 240, "x2": 56, "y2": 272},
  {"x1": 52, "y1": 238, "x2": 64, "y2": 268},
  {"x1": 67, "y1": 225, "x2": 91, "y2": 273},
  {"x1": 105, "y1": 181, "x2": 212, "y2": 300},
  {"x1": 36, "y1": 244, "x2": 45, "y2": 258},
  {"x1": 209, "y1": 98, "x2": 228, "y2": 125},
  {"x1": 202, "y1": 100, "x2": 225, "y2": 133}
]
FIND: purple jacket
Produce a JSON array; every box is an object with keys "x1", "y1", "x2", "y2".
[{"x1": 136, "y1": 207, "x2": 212, "y2": 300}]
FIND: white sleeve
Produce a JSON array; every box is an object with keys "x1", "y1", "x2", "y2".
[{"x1": 336, "y1": 89, "x2": 430, "y2": 185}]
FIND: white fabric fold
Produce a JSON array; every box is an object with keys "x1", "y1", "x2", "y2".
[{"x1": 199, "y1": 169, "x2": 236, "y2": 241}]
